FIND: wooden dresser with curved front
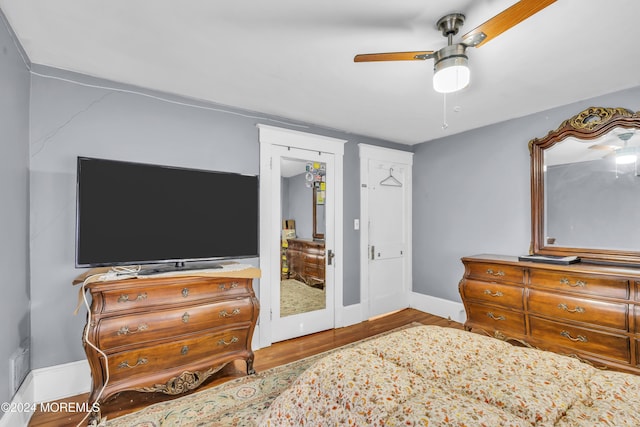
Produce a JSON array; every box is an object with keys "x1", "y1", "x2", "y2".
[
  {"x1": 286, "y1": 238, "x2": 325, "y2": 286},
  {"x1": 74, "y1": 266, "x2": 260, "y2": 416},
  {"x1": 459, "y1": 254, "x2": 640, "y2": 375}
]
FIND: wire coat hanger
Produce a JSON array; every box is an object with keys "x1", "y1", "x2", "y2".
[{"x1": 380, "y1": 168, "x2": 402, "y2": 187}]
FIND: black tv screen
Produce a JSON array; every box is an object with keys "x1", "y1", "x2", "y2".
[{"x1": 76, "y1": 157, "x2": 259, "y2": 268}]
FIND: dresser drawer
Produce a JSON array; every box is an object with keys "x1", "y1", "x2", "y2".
[
  {"x1": 529, "y1": 270, "x2": 628, "y2": 299},
  {"x1": 466, "y1": 263, "x2": 524, "y2": 284},
  {"x1": 466, "y1": 303, "x2": 525, "y2": 336},
  {"x1": 100, "y1": 278, "x2": 251, "y2": 313},
  {"x1": 97, "y1": 297, "x2": 256, "y2": 349},
  {"x1": 461, "y1": 280, "x2": 524, "y2": 309},
  {"x1": 303, "y1": 254, "x2": 324, "y2": 263},
  {"x1": 529, "y1": 317, "x2": 630, "y2": 363},
  {"x1": 107, "y1": 326, "x2": 251, "y2": 384},
  {"x1": 528, "y1": 289, "x2": 628, "y2": 331}
]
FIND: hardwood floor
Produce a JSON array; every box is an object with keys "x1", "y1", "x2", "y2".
[{"x1": 28, "y1": 308, "x2": 462, "y2": 427}]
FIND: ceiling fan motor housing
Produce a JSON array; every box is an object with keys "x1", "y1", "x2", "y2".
[
  {"x1": 434, "y1": 44, "x2": 467, "y2": 66},
  {"x1": 433, "y1": 44, "x2": 469, "y2": 93},
  {"x1": 436, "y1": 13, "x2": 465, "y2": 37}
]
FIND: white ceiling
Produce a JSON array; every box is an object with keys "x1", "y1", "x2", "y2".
[{"x1": 2, "y1": 0, "x2": 640, "y2": 145}]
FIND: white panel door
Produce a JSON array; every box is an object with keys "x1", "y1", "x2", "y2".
[
  {"x1": 360, "y1": 144, "x2": 413, "y2": 320},
  {"x1": 367, "y1": 161, "x2": 409, "y2": 317}
]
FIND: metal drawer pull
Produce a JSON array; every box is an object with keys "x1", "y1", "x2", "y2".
[
  {"x1": 118, "y1": 292, "x2": 147, "y2": 303},
  {"x1": 560, "y1": 330, "x2": 588, "y2": 342},
  {"x1": 219, "y1": 308, "x2": 241, "y2": 318},
  {"x1": 181, "y1": 346, "x2": 189, "y2": 355},
  {"x1": 560, "y1": 278, "x2": 586, "y2": 288},
  {"x1": 486, "y1": 312, "x2": 506, "y2": 321},
  {"x1": 217, "y1": 336, "x2": 239, "y2": 346},
  {"x1": 558, "y1": 303, "x2": 585, "y2": 314},
  {"x1": 182, "y1": 288, "x2": 189, "y2": 297},
  {"x1": 483, "y1": 290, "x2": 504, "y2": 297},
  {"x1": 182, "y1": 312, "x2": 190, "y2": 323},
  {"x1": 486, "y1": 269, "x2": 505, "y2": 277},
  {"x1": 117, "y1": 323, "x2": 149, "y2": 335},
  {"x1": 118, "y1": 357, "x2": 148, "y2": 369},
  {"x1": 219, "y1": 282, "x2": 239, "y2": 291}
]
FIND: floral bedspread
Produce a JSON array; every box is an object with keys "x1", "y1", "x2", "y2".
[{"x1": 257, "y1": 325, "x2": 640, "y2": 426}]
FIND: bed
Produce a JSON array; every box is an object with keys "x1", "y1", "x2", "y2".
[{"x1": 257, "y1": 325, "x2": 640, "y2": 426}]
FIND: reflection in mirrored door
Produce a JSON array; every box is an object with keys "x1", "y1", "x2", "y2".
[
  {"x1": 270, "y1": 144, "x2": 335, "y2": 343},
  {"x1": 280, "y1": 157, "x2": 326, "y2": 318}
]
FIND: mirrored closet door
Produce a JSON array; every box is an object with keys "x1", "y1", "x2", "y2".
[{"x1": 270, "y1": 145, "x2": 335, "y2": 342}]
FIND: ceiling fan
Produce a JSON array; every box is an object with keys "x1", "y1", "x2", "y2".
[
  {"x1": 589, "y1": 132, "x2": 639, "y2": 165},
  {"x1": 354, "y1": 0, "x2": 557, "y2": 93}
]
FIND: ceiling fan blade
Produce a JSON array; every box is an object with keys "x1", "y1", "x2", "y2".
[
  {"x1": 461, "y1": 0, "x2": 557, "y2": 47},
  {"x1": 588, "y1": 144, "x2": 616, "y2": 151},
  {"x1": 354, "y1": 51, "x2": 434, "y2": 62}
]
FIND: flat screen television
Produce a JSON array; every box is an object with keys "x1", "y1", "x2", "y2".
[{"x1": 76, "y1": 157, "x2": 259, "y2": 271}]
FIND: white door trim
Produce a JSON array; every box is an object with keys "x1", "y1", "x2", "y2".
[
  {"x1": 358, "y1": 144, "x2": 413, "y2": 321},
  {"x1": 258, "y1": 124, "x2": 346, "y2": 348}
]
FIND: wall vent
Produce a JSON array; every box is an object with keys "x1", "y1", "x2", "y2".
[{"x1": 9, "y1": 341, "x2": 30, "y2": 394}]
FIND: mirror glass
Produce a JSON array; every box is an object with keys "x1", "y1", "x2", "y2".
[
  {"x1": 280, "y1": 157, "x2": 326, "y2": 318},
  {"x1": 544, "y1": 129, "x2": 640, "y2": 251},
  {"x1": 531, "y1": 107, "x2": 640, "y2": 264}
]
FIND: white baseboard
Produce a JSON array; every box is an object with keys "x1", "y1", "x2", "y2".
[
  {"x1": 337, "y1": 295, "x2": 465, "y2": 328},
  {"x1": 0, "y1": 359, "x2": 92, "y2": 427},
  {"x1": 0, "y1": 371, "x2": 34, "y2": 427},
  {"x1": 410, "y1": 292, "x2": 467, "y2": 324},
  {"x1": 31, "y1": 359, "x2": 91, "y2": 404}
]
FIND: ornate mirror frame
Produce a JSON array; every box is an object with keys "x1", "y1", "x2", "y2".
[
  {"x1": 530, "y1": 106, "x2": 640, "y2": 265},
  {"x1": 312, "y1": 186, "x2": 324, "y2": 240}
]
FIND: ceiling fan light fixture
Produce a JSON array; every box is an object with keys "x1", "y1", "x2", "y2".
[{"x1": 433, "y1": 45, "x2": 470, "y2": 93}]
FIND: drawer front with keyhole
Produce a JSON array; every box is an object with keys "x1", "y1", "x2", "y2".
[
  {"x1": 98, "y1": 297, "x2": 255, "y2": 350},
  {"x1": 461, "y1": 279, "x2": 524, "y2": 309},
  {"x1": 528, "y1": 317, "x2": 630, "y2": 363},
  {"x1": 107, "y1": 326, "x2": 251, "y2": 384},
  {"x1": 529, "y1": 270, "x2": 628, "y2": 299},
  {"x1": 528, "y1": 289, "x2": 627, "y2": 331},
  {"x1": 99, "y1": 277, "x2": 251, "y2": 313},
  {"x1": 465, "y1": 303, "x2": 525, "y2": 336},
  {"x1": 467, "y1": 263, "x2": 524, "y2": 284}
]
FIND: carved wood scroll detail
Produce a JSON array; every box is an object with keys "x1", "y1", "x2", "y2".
[
  {"x1": 136, "y1": 367, "x2": 223, "y2": 395},
  {"x1": 567, "y1": 107, "x2": 635, "y2": 130},
  {"x1": 528, "y1": 106, "x2": 640, "y2": 153}
]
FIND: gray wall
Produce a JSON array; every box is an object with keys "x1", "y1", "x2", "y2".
[
  {"x1": 412, "y1": 85, "x2": 640, "y2": 302},
  {"x1": 283, "y1": 173, "x2": 313, "y2": 239},
  {"x1": 0, "y1": 11, "x2": 30, "y2": 406},
  {"x1": 28, "y1": 65, "x2": 405, "y2": 369}
]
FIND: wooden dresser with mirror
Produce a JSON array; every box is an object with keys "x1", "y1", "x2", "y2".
[{"x1": 460, "y1": 107, "x2": 640, "y2": 374}]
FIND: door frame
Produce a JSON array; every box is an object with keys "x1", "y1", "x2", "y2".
[
  {"x1": 358, "y1": 144, "x2": 413, "y2": 321},
  {"x1": 258, "y1": 124, "x2": 346, "y2": 348}
]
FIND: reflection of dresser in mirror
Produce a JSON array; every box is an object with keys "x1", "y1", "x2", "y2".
[{"x1": 286, "y1": 238, "x2": 325, "y2": 288}]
